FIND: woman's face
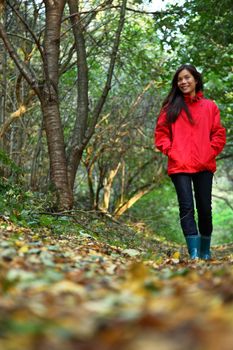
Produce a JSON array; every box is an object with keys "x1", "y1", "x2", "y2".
[{"x1": 177, "y1": 69, "x2": 197, "y2": 96}]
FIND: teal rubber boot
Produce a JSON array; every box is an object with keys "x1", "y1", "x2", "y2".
[
  {"x1": 200, "y1": 236, "x2": 211, "y2": 260},
  {"x1": 185, "y1": 235, "x2": 200, "y2": 259}
]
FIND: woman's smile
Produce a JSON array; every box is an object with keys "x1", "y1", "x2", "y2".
[{"x1": 177, "y1": 69, "x2": 197, "y2": 96}]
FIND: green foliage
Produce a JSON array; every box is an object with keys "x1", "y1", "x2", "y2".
[
  {"x1": 128, "y1": 179, "x2": 184, "y2": 244},
  {"x1": 0, "y1": 148, "x2": 21, "y2": 174},
  {"x1": 0, "y1": 176, "x2": 171, "y2": 257},
  {"x1": 213, "y1": 199, "x2": 233, "y2": 244},
  {"x1": 129, "y1": 177, "x2": 233, "y2": 245},
  {"x1": 0, "y1": 178, "x2": 28, "y2": 217}
]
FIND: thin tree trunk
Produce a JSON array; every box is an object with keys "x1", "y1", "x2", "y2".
[
  {"x1": 83, "y1": 156, "x2": 96, "y2": 209},
  {"x1": 87, "y1": 163, "x2": 96, "y2": 209},
  {"x1": 0, "y1": 3, "x2": 7, "y2": 166},
  {"x1": 95, "y1": 168, "x2": 104, "y2": 210},
  {"x1": 30, "y1": 120, "x2": 43, "y2": 189},
  {"x1": 101, "y1": 162, "x2": 121, "y2": 211},
  {"x1": 120, "y1": 160, "x2": 125, "y2": 206},
  {"x1": 67, "y1": 0, "x2": 89, "y2": 189},
  {"x1": 0, "y1": 37, "x2": 6, "y2": 150},
  {"x1": 114, "y1": 184, "x2": 156, "y2": 218},
  {"x1": 86, "y1": 0, "x2": 128, "y2": 142},
  {"x1": 67, "y1": 0, "x2": 128, "y2": 190}
]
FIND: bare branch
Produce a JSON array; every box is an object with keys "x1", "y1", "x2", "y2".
[
  {"x1": 0, "y1": 92, "x2": 36, "y2": 139},
  {"x1": 212, "y1": 194, "x2": 233, "y2": 211},
  {"x1": 85, "y1": 0, "x2": 128, "y2": 144},
  {"x1": 6, "y1": 0, "x2": 45, "y2": 62},
  {"x1": 62, "y1": 0, "x2": 115, "y2": 26},
  {"x1": 6, "y1": 32, "x2": 34, "y2": 43},
  {"x1": 0, "y1": 23, "x2": 40, "y2": 95},
  {"x1": 62, "y1": 4, "x2": 174, "y2": 18}
]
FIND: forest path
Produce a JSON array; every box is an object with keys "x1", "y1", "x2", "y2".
[{"x1": 0, "y1": 218, "x2": 232, "y2": 350}]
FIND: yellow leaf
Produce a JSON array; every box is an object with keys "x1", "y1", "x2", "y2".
[
  {"x1": 50, "y1": 280, "x2": 86, "y2": 297},
  {"x1": 15, "y1": 241, "x2": 24, "y2": 247},
  {"x1": 128, "y1": 261, "x2": 149, "y2": 281},
  {"x1": 122, "y1": 262, "x2": 153, "y2": 296},
  {"x1": 172, "y1": 251, "x2": 180, "y2": 259},
  {"x1": 19, "y1": 245, "x2": 29, "y2": 253}
]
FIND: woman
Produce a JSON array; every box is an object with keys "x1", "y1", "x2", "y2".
[{"x1": 155, "y1": 64, "x2": 226, "y2": 260}]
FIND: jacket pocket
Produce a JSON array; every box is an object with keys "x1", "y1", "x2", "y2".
[
  {"x1": 210, "y1": 145, "x2": 217, "y2": 157},
  {"x1": 201, "y1": 143, "x2": 216, "y2": 169},
  {"x1": 208, "y1": 144, "x2": 216, "y2": 160},
  {"x1": 168, "y1": 147, "x2": 184, "y2": 167}
]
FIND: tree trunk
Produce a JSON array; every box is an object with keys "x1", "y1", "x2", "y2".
[
  {"x1": 67, "y1": 0, "x2": 128, "y2": 190},
  {"x1": 41, "y1": 0, "x2": 73, "y2": 209},
  {"x1": 40, "y1": 100, "x2": 72, "y2": 209},
  {"x1": 101, "y1": 163, "x2": 121, "y2": 212},
  {"x1": 0, "y1": 4, "x2": 7, "y2": 173},
  {"x1": 0, "y1": 0, "x2": 73, "y2": 209},
  {"x1": 67, "y1": 0, "x2": 89, "y2": 189},
  {"x1": 114, "y1": 184, "x2": 156, "y2": 218},
  {"x1": 30, "y1": 121, "x2": 43, "y2": 190},
  {"x1": 84, "y1": 160, "x2": 96, "y2": 209},
  {"x1": 0, "y1": 39, "x2": 6, "y2": 150}
]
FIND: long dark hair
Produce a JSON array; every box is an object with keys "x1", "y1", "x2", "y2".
[{"x1": 162, "y1": 64, "x2": 203, "y2": 123}]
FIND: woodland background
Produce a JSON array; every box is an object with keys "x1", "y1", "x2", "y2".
[
  {"x1": 0, "y1": 1, "x2": 233, "y2": 349},
  {"x1": 0, "y1": 0, "x2": 232, "y2": 244}
]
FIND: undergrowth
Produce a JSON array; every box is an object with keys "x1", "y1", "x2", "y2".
[{"x1": 0, "y1": 177, "x2": 177, "y2": 261}]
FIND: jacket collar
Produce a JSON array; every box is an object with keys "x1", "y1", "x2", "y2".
[{"x1": 183, "y1": 91, "x2": 203, "y2": 104}]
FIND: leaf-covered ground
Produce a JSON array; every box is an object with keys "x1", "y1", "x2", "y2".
[{"x1": 0, "y1": 214, "x2": 233, "y2": 350}]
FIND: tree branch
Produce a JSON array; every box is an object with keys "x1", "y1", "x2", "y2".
[
  {"x1": 0, "y1": 23, "x2": 40, "y2": 95},
  {"x1": 85, "y1": 0, "x2": 128, "y2": 144},
  {"x1": 212, "y1": 194, "x2": 233, "y2": 211},
  {"x1": 6, "y1": 0, "x2": 45, "y2": 62},
  {"x1": 114, "y1": 183, "x2": 156, "y2": 218}
]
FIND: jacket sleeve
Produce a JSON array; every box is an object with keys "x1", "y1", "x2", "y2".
[
  {"x1": 154, "y1": 109, "x2": 172, "y2": 156},
  {"x1": 210, "y1": 103, "x2": 226, "y2": 156}
]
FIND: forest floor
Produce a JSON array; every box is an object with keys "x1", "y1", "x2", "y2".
[{"x1": 0, "y1": 211, "x2": 232, "y2": 350}]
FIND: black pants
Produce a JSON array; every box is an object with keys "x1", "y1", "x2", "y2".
[{"x1": 171, "y1": 171, "x2": 213, "y2": 237}]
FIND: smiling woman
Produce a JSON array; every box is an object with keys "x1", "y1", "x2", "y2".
[
  {"x1": 154, "y1": 64, "x2": 226, "y2": 261},
  {"x1": 177, "y1": 69, "x2": 197, "y2": 96}
]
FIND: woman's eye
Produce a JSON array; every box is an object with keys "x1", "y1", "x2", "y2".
[{"x1": 178, "y1": 76, "x2": 191, "y2": 82}]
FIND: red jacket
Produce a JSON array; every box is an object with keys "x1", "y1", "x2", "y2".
[{"x1": 155, "y1": 92, "x2": 226, "y2": 175}]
